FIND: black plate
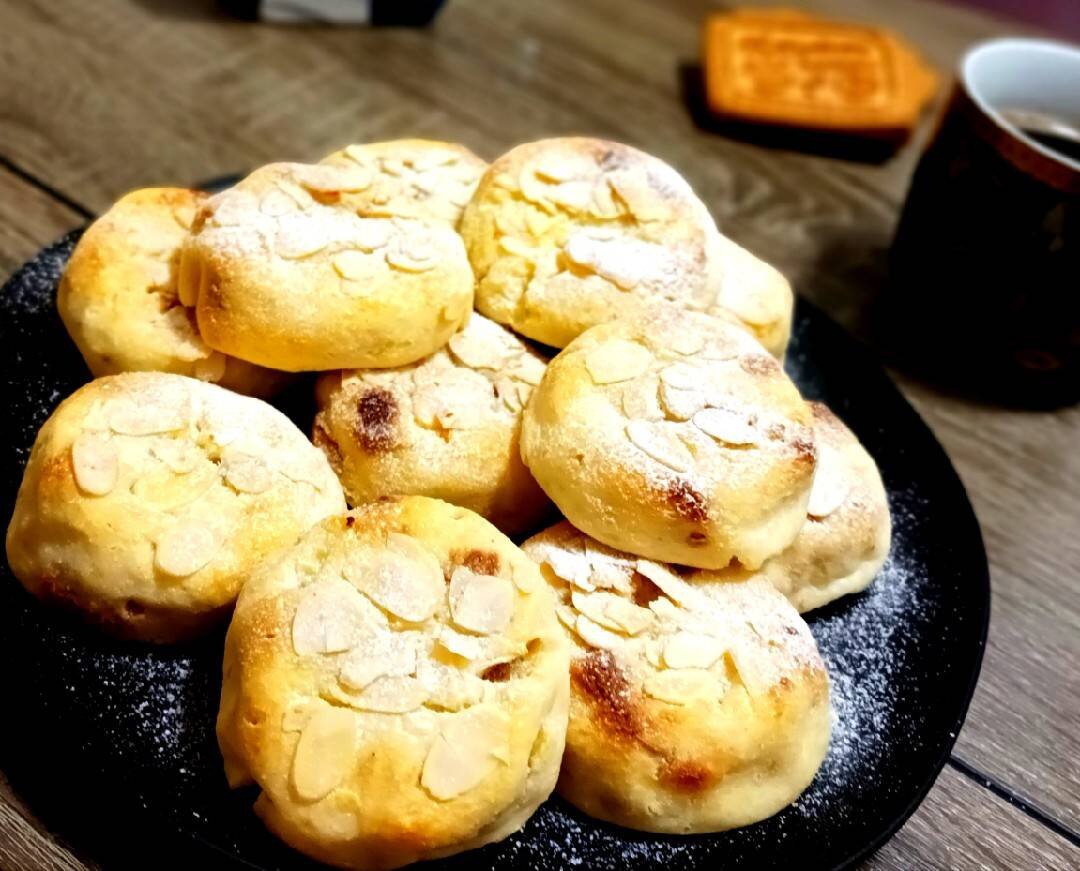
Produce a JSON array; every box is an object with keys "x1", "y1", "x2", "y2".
[{"x1": 1, "y1": 231, "x2": 989, "y2": 870}]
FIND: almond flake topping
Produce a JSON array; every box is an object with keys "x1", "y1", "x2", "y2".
[
  {"x1": 338, "y1": 633, "x2": 420, "y2": 691},
  {"x1": 150, "y1": 439, "x2": 200, "y2": 475},
  {"x1": 448, "y1": 324, "x2": 509, "y2": 370},
  {"x1": 295, "y1": 163, "x2": 373, "y2": 193},
  {"x1": 659, "y1": 382, "x2": 705, "y2": 421},
  {"x1": 574, "y1": 614, "x2": 623, "y2": 650},
  {"x1": 386, "y1": 231, "x2": 438, "y2": 272},
  {"x1": 692, "y1": 407, "x2": 761, "y2": 447},
  {"x1": 222, "y1": 452, "x2": 272, "y2": 494},
  {"x1": 807, "y1": 444, "x2": 849, "y2": 519},
  {"x1": 155, "y1": 523, "x2": 217, "y2": 577},
  {"x1": 108, "y1": 399, "x2": 188, "y2": 436},
  {"x1": 71, "y1": 433, "x2": 118, "y2": 496},
  {"x1": 291, "y1": 707, "x2": 356, "y2": 802},
  {"x1": 658, "y1": 363, "x2": 701, "y2": 391},
  {"x1": 345, "y1": 542, "x2": 443, "y2": 623},
  {"x1": 292, "y1": 577, "x2": 387, "y2": 656},
  {"x1": 449, "y1": 566, "x2": 515, "y2": 635},
  {"x1": 663, "y1": 632, "x2": 725, "y2": 669},
  {"x1": 421, "y1": 705, "x2": 508, "y2": 800},
  {"x1": 332, "y1": 250, "x2": 379, "y2": 282},
  {"x1": 260, "y1": 189, "x2": 300, "y2": 217},
  {"x1": 193, "y1": 352, "x2": 227, "y2": 383},
  {"x1": 625, "y1": 420, "x2": 693, "y2": 472},
  {"x1": 621, "y1": 376, "x2": 664, "y2": 421},
  {"x1": 584, "y1": 340, "x2": 652, "y2": 385},
  {"x1": 643, "y1": 669, "x2": 715, "y2": 704},
  {"x1": 340, "y1": 675, "x2": 427, "y2": 713}
]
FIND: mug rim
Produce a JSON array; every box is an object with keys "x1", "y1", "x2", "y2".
[{"x1": 960, "y1": 37, "x2": 1080, "y2": 174}]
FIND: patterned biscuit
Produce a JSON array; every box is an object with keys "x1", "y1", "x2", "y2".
[
  {"x1": 461, "y1": 137, "x2": 791, "y2": 352},
  {"x1": 217, "y1": 497, "x2": 570, "y2": 870},
  {"x1": 320, "y1": 139, "x2": 487, "y2": 225},
  {"x1": 759, "y1": 402, "x2": 891, "y2": 612},
  {"x1": 5, "y1": 373, "x2": 345, "y2": 642},
  {"x1": 522, "y1": 522, "x2": 830, "y2": 833},
  {"x1": 178, "y1": 162, "x2": 474, "y2": 371},
  {"x1": 314, "y1": 314, "x2": 551, "y2": 536},
  {"x1": 57, "y1": 188, "x2": 290, "y2": 397},
  {"x1": 521, "y1": 308, "x2": 816, "y2": 569}
]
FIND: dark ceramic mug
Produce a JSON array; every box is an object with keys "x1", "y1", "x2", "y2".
[{"x1": 889, "y1": 38, "x2": 1080, "y2": 406}]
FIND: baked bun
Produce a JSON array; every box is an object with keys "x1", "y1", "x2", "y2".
[
  {"x1": 705, "y1": 230, "x2": 794, "y2": 358},
  {"x1": 760, "y1": 402, "x2": 891, "y2": 612},
  {"x1": 459, "y1": 136, "x2": 792, "y2": 353},
  {"x1": 522, "y1": 522, "x2": 830, "y2": 833},
  {"x1": 5, "y1": 373, "x2": 345, "y2": 642},
  {"x1": 521, "y1": 308, "x2": 816, "y2": 569},
  {"x1": 320, "y1": 139, "x2": 487, "y2": 225},
  {"x1": 217, "y1": 497, "x2": 570, "y2": 870},
  {"x1": 313, "y1": 314, "x2": 551, "y2": 536},
  {"x1": 178, "y1": 163, "x2": 474, "y2": 371},
  {"x1": 57, "y1": 188, "x2": 289, "y2": 397}
]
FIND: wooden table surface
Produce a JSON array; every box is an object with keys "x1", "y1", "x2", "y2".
[{"x1": 1, "y1": 0, "x2": 1078, "y2": 868}]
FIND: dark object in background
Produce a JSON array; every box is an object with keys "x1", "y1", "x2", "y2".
[
  {"x1": 219, "y1": 0, "x2": 447, "y2": 25},
  {"x1": 889, "y1": 38, "x2": 1080, "y2": 408}
]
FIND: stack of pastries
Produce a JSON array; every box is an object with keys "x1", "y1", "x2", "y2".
[{"x1": 5, "y1": 137, "x2": 891, "y2": 869}]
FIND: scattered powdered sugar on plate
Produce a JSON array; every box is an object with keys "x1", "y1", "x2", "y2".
[{"x1": 1, "y1": 236, "x2": 987, "y2": 870}]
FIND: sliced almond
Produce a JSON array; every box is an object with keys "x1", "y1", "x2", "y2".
[
  {"x1": 449, "y1": 566, "x2": 515, "y2": 635},
  {"x1": 154, "y1": 523, "x2": 217, "y2": 578},
  {"x1": 261, "y1": 189, "x2": 300, "y2": 217},
  {"x1": 338, "y1": 632, "x2": 420, "y2": 691},
  {"x1": 108, "y1": 398, "x2": 187, "y2": 436},
  {"x1": 332, "y1": 249, "x2": 379, "y2": 282},
  {"x1": 621, "y1": 375, "x2": 664, "y2": 421},
  {"x1": 275, "y1": 219, "x2": 328, "y2": 260},
  {"x1": 542, "y1": 546, "x2": 594, "y2": 591},
  {"x1": 570, "y1": 590, "x2": 624, "y2": 633},
  {"x1": 548, "y1": 180, "x2": 593, "y2": 210},
  {"x1": 352, "y1": 220, "x2": 393, "y2": 251},
  {"x1": 692, "y1": 407, "x2": 760, "y2": 447},
  {"x1": 604, "y1": 596, "x2": 655, "y2": 635},
  {"x1": 644, "y1": 638, "x2": 664, "y2": 668},
  {"x1": 658, "y1": 363, "x2": 701, "y2": 391},
  {"x1": 421, "y1": 705, "x2": 507, "y2": 800},
  {"x1": 807, "y1": 445, "x2": 849, "y2": 519},
  {"x1": 635, "y1": 559, "x2": 700, "y2": 608},
  {"x1": 437, "y1": 626, "x2": 484, "y2": 660},
  {"x1": 292, "y1": 577, "x2": 387, "y2": 656},
  {"x1": 659, "y1": 382, "x2": 706, "y2": 421},
  {"x1": 448, "y1": 326, "x2": 509, "y2": 371},
  {"x1": 608, "y1": 173, "x2": 671, "y2": 222},
  {"x1": 386, "y1": 232, "x2": 437, "y2": 272},
  {"x1": 291, "y1": 706, "x2": 356, "y2": 802},
  {"x1": 71, "y1": 433, "x2": 118, "y2": 496},
  {"x1": 222, "y1": 452, "x2": 272, "y2": 495},
  {"x1": 509, "y1": 354, "x2": 546, "y2": 386},
  {"x1": 150, "y1": 439, "x2": 200, "y2": 475},
  {"x1": 340, "y1": 675, "x2": 427, "y2": 713},
  {"x1": 555, "y1": 603, "x2": 578, "y2": 631},
  {"x1": 584, "y1": 340, "x2": 652, "y2": 385},
  {"x1": 643, "y1": 669, "x2": 714, "y2": 704},
  {"x1": 625, "y1": 420, "x2": 693, "y2": 472},
  {"x1": 345, "y1": 545, "x2": 443, "y2": 624},
  {"x1": 495, "y1": 378, "x2": 524, "y2": 413},
  {"x1": 295, "y1": 163, "x2": 373, "y2": 193},
  {"x1": 663, "y1": 632, "x2": 725, "y2": 669},
  {"x1": 282, "y1": 699, "x2": 312, "y2": 732},
  {"x1": 585, "y1": 542, "x2": 634, "y2": 594},
  {"x1": 574, "y1": 614, "x2": 623, "y2": 650},
  {"x1": 416, "y1": 660, "x2": 485, "y2": 711}
]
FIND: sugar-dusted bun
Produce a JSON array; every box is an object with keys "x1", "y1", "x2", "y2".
[
  {"x1": 57, "y1": 188, "x2": 290, "y2": 397},
  {"x1": 460, "y1": 136, "x2": 792, "y2": 352},
  {"x1": 320, "y1": 139, "x2": 487, "y2": 225},
  {"x1": 217, "y1": 497, "x2": 570, "y2": 870},
  {"x1": 521, "y1": 308, "x2": 816, "y2": 569},
  {"x1": 521, "y1": 522, "x2": 830, "y2": 833},
  {"x1": 4, "y1": 373, "x2": 345, "y2": 642},
  {"x1": 178, "y1": 163, "x2": 474, "y2": 371},
  {"x1": 760, "y1": 402, "x2": 891, "y2": 612},
  {"x1": 314, "y1": 314, "x2": 551, "y2": 536},
  {"x1": 704, "y1": 229, "x2": 794, "y2": 358}
]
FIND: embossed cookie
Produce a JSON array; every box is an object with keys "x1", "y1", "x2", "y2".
[
  {"x1": 320, "y1": 139, "x2": 487, "y2": 225},
  {"x1": 5, "y1": 373, "x2": 345, "y2": 642},
  {"x1": 178, "y1": 162, "x2": 474, "y2": 372},
  {"x1": 58, "y1": 188, "x2": 290, "y2": 397},
  {"x1": 521, "y1": 308, "x2": 816, "y2": 569},
  {"x1": 217, "y1": 497, "x2": 570, "y2": 870},
  {"x1": 314, "y1": 314, "x2": 551, "y2": 535},
  {"x1": 760, "y1": 402, "x2": 891, "y2": 612},
  {"x1": 522, "y1": 522, "x2": 830, "y2": 833},
  {"x1": 459, "y1": 136, "x2": 792, "y2": 352}
]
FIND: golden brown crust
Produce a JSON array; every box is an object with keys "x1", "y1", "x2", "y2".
[
  {"x1": 313, "y1": 314, "x2": 552, "y2": 536},
  {"x1": 759, "y1": 402, "x2": 892, "y2": 612},
  {"x1": 57, "y1": 188, "x2": 290, "y2": 397},
  {"x1": 179, "y1": 163, "x2": 474, "y2": 371},
  {"x1": 217, "y1": 498, "x2": 570, "y2": 869},
  {"x1": 520, "y1": 308, "x2": 816, "y2": 569},
  {"x1": 522, "y1": 522, "x2": 831, "y2": 833},
  {"x1": 4, "y1": 373, "x2": 346, "y2": 642},
  {"x1": 460, "y1": 137, "x2": 791, "y2": 352}
]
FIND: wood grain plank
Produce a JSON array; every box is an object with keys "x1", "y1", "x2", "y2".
[
  {"x1": 0, "y1": 167, "x2": 82, "y2": 281},
  {"x1": 0, "y1": 771, "x2": 95, "y2": 871},
  {"x1": 866, "y1": 765, "x2": 1080, "y2": 869}
]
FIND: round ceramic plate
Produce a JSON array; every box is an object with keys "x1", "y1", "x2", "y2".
[{"x1": 0, "y1": 231, "x2": 988, "y2": 870}]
